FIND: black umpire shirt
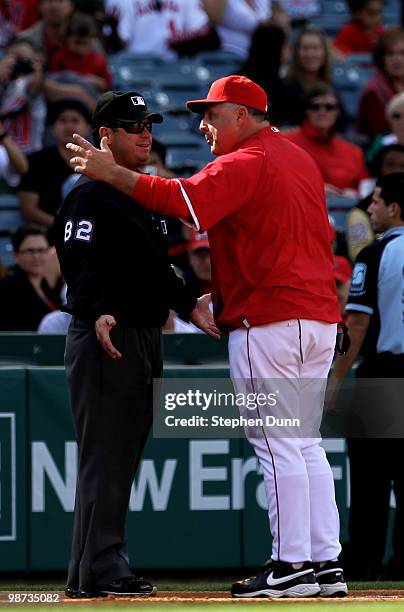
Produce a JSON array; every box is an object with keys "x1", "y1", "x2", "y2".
[{"x1": 54, "y1": 177, "x2": 197, "y2": 326}]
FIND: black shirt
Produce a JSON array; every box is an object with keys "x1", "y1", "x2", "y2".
[
  {"x1": 54, "y1": 177, "x2": 197, "y2": 326},
  {"x1": 0, "y1": 266, "x2": 60, "y2": 331},
  {"x1": 346, "y1": 227, "x2": 404, "y2": 360},
  {"x1": 18, "y1": 146, "x2": 73, "y2": 217}
]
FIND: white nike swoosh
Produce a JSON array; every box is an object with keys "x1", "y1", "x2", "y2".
[{"x1": 266, "y1": 568, "x2": 313, "y2": 586}]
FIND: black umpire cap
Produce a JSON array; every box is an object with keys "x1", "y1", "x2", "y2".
[{"x1": 92, "y1": 91, "x2": 163, "y2": 130}]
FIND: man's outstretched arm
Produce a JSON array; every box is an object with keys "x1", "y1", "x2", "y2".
[{"x1": 67, "y1": 134, "x2": 191, "y2": 219}]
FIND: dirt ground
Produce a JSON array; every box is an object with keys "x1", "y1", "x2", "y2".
[{"x1": 2, "y1": 590, "x2": 404, "y2": 605}]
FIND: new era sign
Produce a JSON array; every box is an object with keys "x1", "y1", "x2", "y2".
[{"x1": 0, "y1": 413, "x2": 16, "y2": 541}]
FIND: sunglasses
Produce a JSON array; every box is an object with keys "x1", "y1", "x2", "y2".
[
  {"x1": 391, "y1": 112, "x2": 404, "y2": 120},
  {"x1": 111, "y1": 121, "x2": 153, "y2": 134},
  {"x1": 308, "y1": 103, "x2": 339, "y2": 111}
]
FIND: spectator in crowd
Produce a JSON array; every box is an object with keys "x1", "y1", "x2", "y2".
[
  {"x1": 0, "y1": 39, "x2": 46, "y2": 153},
  {"x1": 0, "y1": 224, "x2": 60, "y2": 331},
  {"x1": 144, "y1": 139, "x2": 175, "y2": 179},
  {"x1": 327, "y1": 173, "x2": 404, "y2": 580},
  {"x1": 38, "y1": 283, "x2": 72, "y2": 333},
  {"x1": 358, "y1": 27, "x2": 404, "y2": 138},
  {"x1": 0, "y1": 120, "x2": 29, "y2": 188},
  {"x1": 0, "y1": 257, "x2": 7, "y2": 278},
  {"x1": 334, "y1": 0, "x2": 384, "y2": 56},
  {"x1": 164, "y1": 231, "x2": 212, "y2": 333},
  {"x1": 367, "y1": 91, "x2": 404, "y2": 163},
  {"x1": 286, "y1": 83, "x2": 369, "y2": 196},
  {"x1": 0, "y1": 0, "x2": 39, "y2": 48},
  {"x1": 346, "y1": 144, "x2": 404, "y2": 261},
  {"x1": 183, "y1": 230, "x2": 212, "y2": 298},
  {"x1": 18, "y1": 0, "x2": 74, "y2": 66},
  {"x1": 105, "y1": 0, "x2": 216, "y2": 60},
  {"x1": 48, "y1": 13, "x2": 112, "y2": 94},
  {"x1": 0, "y1": 0, "x2": 39, "y2": 34},
  {"x1": 240, "y1": 23, "x2": 286, "y2": 111},
  {"x1": 203, "y1": 0, "x2": 273, "y2": 60},
  {"x1": 333, "y1": 255, "x2": 352, "y2": 321},
  {"x1": 367, "y1": 142, "x2": 404, "y2": 190},
  {"x1": 272, "y1": 25, "x2": 333, "y2": 126},
  {"x1": 329, "y1": 220, "x2": 352, "y2": 320},
  {"x1": 18, "y1": 99, "x2": 91, "y2": 226}
]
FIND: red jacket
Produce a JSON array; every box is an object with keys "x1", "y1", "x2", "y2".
[
  {"x1": 133, "y1": 127, "x2": 340, "y2": 331},
  {"x1": 49, "y1": 47, "x2": 112, "y2": 87},
  {"x1": 286, "y1": 121, "x2": 369, "y2": 190}
]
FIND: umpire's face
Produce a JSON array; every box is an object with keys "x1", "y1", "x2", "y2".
[{"x1": 99, "y1": 122, "x2": 152, "y2": 169}]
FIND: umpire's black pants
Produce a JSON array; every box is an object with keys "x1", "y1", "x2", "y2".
[
  {"x1": 65, "y1": 318, "x2": 162, "y2": 592},
  {"x1": 345, "y1": 355, "x2": 404, "y2": 579}
]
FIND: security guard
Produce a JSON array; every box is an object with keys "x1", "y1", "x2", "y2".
[
  {"x1": 328, "y1": 172, "x2": 404, "y2": 580},
  {"x1": 54, "y1": 91, "x2": 215, "y2": 598}
]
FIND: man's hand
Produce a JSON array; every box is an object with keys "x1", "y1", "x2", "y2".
[
  {"x1": 189, "y1": 294, "x2": 221, "y2": 339},
  {"x1": 95, "y1": 315, "x2": 122, "y2": 359},
  {"x1": 67, "y1": 134, "x2": 117, "y2": 182}
]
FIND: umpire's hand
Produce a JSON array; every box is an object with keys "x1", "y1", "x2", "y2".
[
  {"x1": 189, "y1": 294, "x2": 221, "y2": 339},
  {"x1": 95, "y1": 314, "x2": 122, "y2": 359}
]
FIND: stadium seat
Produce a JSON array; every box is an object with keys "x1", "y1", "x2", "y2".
[
  {"x1": 327, "y1": 195, "x2": 358, "y2": 233},
  {"x1": 156, "y1": 131, "x2": 204, "y2": 148},
  {"x1": 0, "y1": 236, "x2": 14, "y2": 268},
  {"x1": 333, "y1": 63, "x2": 374, "y2": 120},
  {"x1": 153, "y1": 114, "x2": 193, "y2": 134},
  {"x1": 0, "y1": 209, "x2": 23, "y2": 233},
  {"x1": 166, "y1": 145, "x2": 213, "y2": 170},
  {"x1": 153, "y1": 76, "x2": 207, "y2": 111},
  {"x1": 0, "y1": 194, "x2": 19, "y2": 210}
]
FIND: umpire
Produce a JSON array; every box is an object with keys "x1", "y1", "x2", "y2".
[
  {"x1": 54, "y1": 91, "x2": 214, "y2": 598},
  {"x1": 329, "y1": 172, "x2": 404, "y2": 580}
]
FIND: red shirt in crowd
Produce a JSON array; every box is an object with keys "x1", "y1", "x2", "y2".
[
  {"x1": 334, "y1": 20, "x2": 384, "y2": 55},
  {"x1": 0, "y1": 0, "x2": 39, "y2": 31},
  {"x1": 132, "y1": 126, "x2": 340, "y2": 331},
  {"x1": 49, "y1": 47, "x2": 112, "y2": 88},
  {"x1": 286, "y1": 122, "x2": 369, "y2": 191},
  {"x1": 358, "y1": 70, "x2": 395, "y2": 137}
]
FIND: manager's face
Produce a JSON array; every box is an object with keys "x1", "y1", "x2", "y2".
[{"x1": 199, "y1": 102, "x2": 243, "y2": 156}]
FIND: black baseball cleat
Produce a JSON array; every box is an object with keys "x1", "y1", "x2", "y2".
[
  {"x1": 98, "y1": 575, "x2": 157, "y2": 597},
  {"x1": 231, "y1": 560, "x2": 321, "y2": 598},
  {"x1": 64, "y1": 588, "x2": 107, "y2": 599},
  {"x1": 314, "y1": 560, "x2": 348, "y2": 597}
]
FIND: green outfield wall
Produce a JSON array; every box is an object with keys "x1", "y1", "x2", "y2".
[{"x1": 0, "y1": 335, "x2": 395, "y2": 572}]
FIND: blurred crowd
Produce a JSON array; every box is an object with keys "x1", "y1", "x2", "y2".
[{"x1": 1, "y1": 0, "x2": 403, "y2": 325}]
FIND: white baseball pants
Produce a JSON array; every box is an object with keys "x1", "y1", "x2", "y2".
[{"x1": 229, "y1": 319, "x2": 341, "y2": 563}]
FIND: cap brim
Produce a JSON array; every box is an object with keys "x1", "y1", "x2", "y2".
[{"x1": 186, "y1": 99, "x2": 225, "y2": 114}]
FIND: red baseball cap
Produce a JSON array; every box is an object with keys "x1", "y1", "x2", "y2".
[
  {"x1": 186, "y1": 75, "x2": 268, "y2": 115},
  {"x1": 188, "y1": 230, "x2": 210, "y2": 253}
]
